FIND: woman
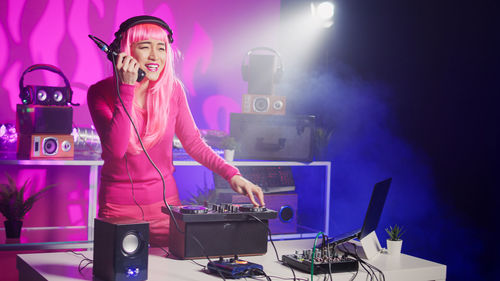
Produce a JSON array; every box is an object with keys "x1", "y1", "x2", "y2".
[{"x1": 87, "y1": 16, "x2": 264, "y2": 246}]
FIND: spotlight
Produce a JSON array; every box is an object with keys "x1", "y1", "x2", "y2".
[{"x1": 310, "y1": 1, "x2": 335, "y2": 28}]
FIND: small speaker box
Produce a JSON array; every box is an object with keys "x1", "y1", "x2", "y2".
[
  {"x1": 17, "y1": 134, "x2": 74, "y2": 159},
  {"x1": 231, "y1": 193, "x2": 298, "y2": 234},
  {"x1": 16, "y1": 104, "x2": 73, "y2": 134},
  {"x1": 242, "y1": 94, "x2": 286, "y2": 115},
  {"x1": 93, "y1": 218, "x2": 149, "y2": 281}
]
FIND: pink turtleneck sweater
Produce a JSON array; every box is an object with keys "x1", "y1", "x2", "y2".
[{"x1": 87, "y1": 77, "x2": 239, "y2": 206}]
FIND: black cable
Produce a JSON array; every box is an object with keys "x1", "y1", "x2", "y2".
[
  {"x1": 125, "y1": 154, "x2": 145, "y2": 221},
  {"x1": 190, "y1": 259, "x2": 207, "y2": 268},
  {"x1": 248, "y1": 214, "x2": 299, "y2": 281},
  {"x1": 257, "y1": 276, "x2": 308, "y2": 281},
  {"x1": 339, "y1": 242, "x2": 381, "y2": 281},
  {"x1": 353, "y1": 244, "x2": 378, "y2": 281},
  {"x1": 110, "y1": 55, "x2": 185, "y2": 235},
  {"x1": 251, "y1": 268, "x2": 272, "y2": 281}
]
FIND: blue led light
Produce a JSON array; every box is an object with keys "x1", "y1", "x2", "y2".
[{"x1": 126, "y1": 267, "x2": 140, "y2": 278}]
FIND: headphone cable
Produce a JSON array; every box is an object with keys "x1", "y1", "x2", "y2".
[{"x1": 110, "y1": 55, "x2": 184, "y2": 234}]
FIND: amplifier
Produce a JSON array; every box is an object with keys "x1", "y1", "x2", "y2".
[
  {"x1": 162, "y1": 204, "x2": 277, "y2": 259},
  {"x1": 230, "y1": 113, "x2": 316, "y2": 162},
  {"x1": 16, "y1": 104, "x2": 73, "y2": 134}
]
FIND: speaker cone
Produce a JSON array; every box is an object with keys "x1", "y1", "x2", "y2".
[
  {"x1": 122, "y1": 231, "x2": 141, "y2": 255},
  {"x1": 53, "y1": 90, "x2": 64, "y2": 102},
  {"x1": 253, "y1": 97, "x2": 269, "y2": 112},
  {"x1": 42, "y1": 137, "x2": 58, "y2": 155},
  {"x1": 37, "y1": 89, "x2": 48, "y2": 102},
  {"x1": 279, "y1": 205, "x2": 294, "y2": 223}
]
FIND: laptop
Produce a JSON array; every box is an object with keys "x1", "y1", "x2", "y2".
[{"x1": 321, "y1": 178, "x2": 392, "y2": 246}]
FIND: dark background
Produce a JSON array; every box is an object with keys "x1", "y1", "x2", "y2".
[{"x1": 281, "y1": 0, "x2": 499, "y2": 280}]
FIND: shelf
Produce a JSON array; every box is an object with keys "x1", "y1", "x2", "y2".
[
  {"x1": 1, "y1": 155, "x2": 331, "y2": 250},
  {"x1": 0, "y1": 227, "x2": 91, "y2": 251}
]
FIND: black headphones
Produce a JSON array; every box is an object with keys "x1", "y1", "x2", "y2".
[
  {"x1": 108, "y1": 15, "x2": 174, "y2": 61},
  {"x1": 19, "y1": 64, "x2": 75, "y2": 106},
  {"x1": 241, "y1": 47, "x2": 284, "y2": 83}
]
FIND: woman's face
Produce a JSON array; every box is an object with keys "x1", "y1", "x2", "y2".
[{"x1": 131, "y1": 39, "x2": 166, "y2": 82}]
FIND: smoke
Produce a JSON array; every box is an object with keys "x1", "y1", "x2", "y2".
[{"x1": 278, "y1": 63, "x2": 483, "y2": 279}]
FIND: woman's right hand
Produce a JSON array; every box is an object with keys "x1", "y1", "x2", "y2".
[{"x1": 116, "y1": 52, "x2": 139, "y2": 85}]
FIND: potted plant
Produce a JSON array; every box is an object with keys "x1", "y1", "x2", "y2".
[
  {"x1": 385, "y1": 224, "x2": 406, "y2": 255},
  {"x1": 0, "y1": 173, "x2": 54, "y2": 239},
  {"x1": 220, "y1": 136, "x2": 238, "y2": 162}
]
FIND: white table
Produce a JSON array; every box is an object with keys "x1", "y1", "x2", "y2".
[{"x1": 17, "y1": 239, "x2": 446, "y2": 281}]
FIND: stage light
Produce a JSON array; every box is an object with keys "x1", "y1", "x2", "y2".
[{"x1": 310, "y1": 1, "x2": 335, "y2": 28}]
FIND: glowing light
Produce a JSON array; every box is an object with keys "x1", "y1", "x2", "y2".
[
  {"x1": 310, "y1": 1, "x2": 335, "y2": 28},
  {"x1": 317, "y1": 2, "x2": 334, "y2": 20}
]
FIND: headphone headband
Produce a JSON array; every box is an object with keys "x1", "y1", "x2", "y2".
[
  {"x1": 109, "y1": 15, "x2": 174, "y2": 55},
  {"x1": 18, "y1": 64, "x2": 76, "y2": 106},
  {"x1": 241, "y1": 47, "x2": 284, "y2": 83},
  {"x1": 19, "y1": 64, "x2": 72, "y2": 91}
]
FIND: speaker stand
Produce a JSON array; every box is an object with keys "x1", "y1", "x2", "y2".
[{"x1": 340, "y1": 231, "x2": 382, "y2": 260}]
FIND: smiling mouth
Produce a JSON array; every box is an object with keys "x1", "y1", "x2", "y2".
[{"x1": 145, "y1": 64, "x2": 159, "y2": 72}]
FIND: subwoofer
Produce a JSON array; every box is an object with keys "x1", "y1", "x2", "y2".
[
  {"x1": 17, "y1": 134, "x2": 74, "y2": 159},
  {"x1": 93, "y1": 218, "x2": 149, "y2": 281},
  {"x1": 231, "y1": 193, "x2": 298, "y2": 234}
]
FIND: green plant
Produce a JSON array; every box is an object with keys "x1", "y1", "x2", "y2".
[
  {"x1": 0, "y1": 173, "x2": 54, "y2": 221},
  {"x1": 385, "y1": 224, "x2": 406, "y2": 241},
  {"x1": 220, "y1": 136, "x2": 238, "y2": 150}
]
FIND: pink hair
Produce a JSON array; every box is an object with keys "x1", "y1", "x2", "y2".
[{"x1": 119, "y1": 23, "x2": 179, "y2": 154}]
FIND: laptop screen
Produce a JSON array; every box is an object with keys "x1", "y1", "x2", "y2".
[{"x1": 358, "y1": 178, "x2": 392, "y2": 240}]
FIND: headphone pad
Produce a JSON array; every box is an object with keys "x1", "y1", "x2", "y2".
[
  {"x1": 274, "y1": 67, "x2": 283, "y2": 83},
  {"x1": 19, "y1": 86, "x2": 34, "y2": 104},
  {"x1": 241, "y1": 65, "x2": 249, "y2": 82}
]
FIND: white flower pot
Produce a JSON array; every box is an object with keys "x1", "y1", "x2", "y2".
[
  {"x1": 224, "y1": 149, "x2": 235, "y2": 162},
  {"x1": 386, "y1": 239, "x2": 403, "y2": 255}
]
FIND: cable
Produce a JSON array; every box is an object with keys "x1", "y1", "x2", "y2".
[
  {"x1": 310, "y1": 232, "x2": 323, "y2": 280},
  {"x1": 68, "y1": 250, "x2": 93, "y2": 275},
  {"x1": 248, "y1": 214, "x2": 300, "y2": 281},
  {"x1": 110, "y1": 55, "x2": 184, "y2": 235},
  {"x1": 125, "y1": 154, "x2": 145, "y2": 221}
]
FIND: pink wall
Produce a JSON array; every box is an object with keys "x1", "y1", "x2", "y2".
[
  {"x1": 0, "y1": 0, "x2": 280, "y2": 131},
  {"x1": 0, "y1": 0, "x2": 280, "y2": 230}
]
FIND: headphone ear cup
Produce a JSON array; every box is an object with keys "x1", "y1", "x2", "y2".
[
  {"x1": 241, "y1": 64, "x2": 249, "y2": 82},
  {"x1": 274, "y1": 66, "x2": 283, "y2": 83},
  {"x1": 19, "y1": 86, "x2": 34, "y2": 104}
]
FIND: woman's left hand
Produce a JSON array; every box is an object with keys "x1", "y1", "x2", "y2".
[{"x1": 229, "y1": 175, "x2": 265, "y2": 207}]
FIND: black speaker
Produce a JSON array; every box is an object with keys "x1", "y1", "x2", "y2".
[
  {"x1": 230, "y1": 113, "x2": 316, "y2": 162},
  {"x1": 93, "y1": 218, "x2": 149, "y2": 281}
]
